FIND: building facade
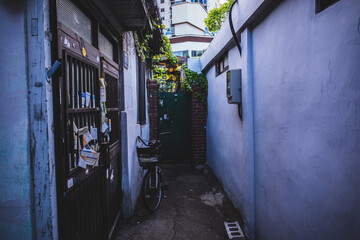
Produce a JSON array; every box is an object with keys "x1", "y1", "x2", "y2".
[
  {"x1": 196, "y1": 0, "x2": 360, "y2": 239},
  {"x1": 0, "y1": 0, "x2": 159, "y2": 239}
]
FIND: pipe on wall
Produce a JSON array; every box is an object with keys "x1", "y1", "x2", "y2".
[{"x1": 246, "y1": 27, "x2": 256, "y2": 240}]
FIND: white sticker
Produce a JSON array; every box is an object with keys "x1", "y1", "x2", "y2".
[
  {"x1": 67, "y1": 178, "x2": 74, "y2": 189},
  {"x1": 64, "y1": 37, "x2": 70, "y2": 48}
]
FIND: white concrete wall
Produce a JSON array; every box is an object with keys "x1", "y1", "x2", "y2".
[
  {"x1": 201, "y1": 0, "x2": 360, "y2": 239},
  {"x1": 174, "y1": 23, "x2": 204, "y2": 36},
  {"x1": 172, "y1": 2, "x2": 207, "y2": 30},
  {"x1": 121, "y1": 32, "x2": 150, "y2": 218},
  {"x1": 172, "y1": 41, "x2": 210, "y2": 53}
]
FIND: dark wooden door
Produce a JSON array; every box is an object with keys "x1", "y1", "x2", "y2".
[
  {"x1": 57, "y1": 48, "x2": 109, "y2": 240},
  {"x1": 158, "y1": 92, "x2": 191, "y2": 160},
  {"x1": 102, "y1": 59, "x2": 122, "y2": 238}
]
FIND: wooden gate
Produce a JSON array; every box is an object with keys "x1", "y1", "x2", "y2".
[
  {"x1": 54, "y1": 17, "x2": 122, "y2": 239},
  {"x1": 158, "y1": 92, "x2": 191, "y2": 160}
]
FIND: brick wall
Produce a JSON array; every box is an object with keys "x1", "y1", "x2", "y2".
[
  {"x1": 190, "y1": 84, "x2": 207, "y2": 164},
  {"x1": 147, "y1": 80, "x2": 159, "y2": 140}
]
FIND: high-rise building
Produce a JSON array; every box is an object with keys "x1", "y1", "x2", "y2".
[{"x1": 157, "y1": 0, "x2": 220, "y2": 58}]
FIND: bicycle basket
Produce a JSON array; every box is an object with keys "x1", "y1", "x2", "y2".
[{"x1": 136, "y1": 146, "x2": 160, "y2": 166}]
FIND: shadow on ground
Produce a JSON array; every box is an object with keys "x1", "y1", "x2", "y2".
[{"x1": 114, "y1": 164, "x2": 244, "y2": 240}]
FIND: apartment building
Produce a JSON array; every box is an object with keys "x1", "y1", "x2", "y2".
[{"x1": 157, "y1": 0, "x2": 219, "y2": 57}]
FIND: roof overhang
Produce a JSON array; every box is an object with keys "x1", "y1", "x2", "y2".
[{"x1": 104, "y1": 0, "x2": 153, "y2": 31}]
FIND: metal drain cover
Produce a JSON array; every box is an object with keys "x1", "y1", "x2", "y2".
[{"x1": 224, "y1": 221, "x2": 245, "y2": 239}]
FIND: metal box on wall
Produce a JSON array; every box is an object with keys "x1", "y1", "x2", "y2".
[{"x1": 226, "y1": 69, "x2": 242, "y2": 104}]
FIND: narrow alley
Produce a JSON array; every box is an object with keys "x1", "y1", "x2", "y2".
[{"x1": 114, "y1": 164, "x2": 244, "y2": 240}]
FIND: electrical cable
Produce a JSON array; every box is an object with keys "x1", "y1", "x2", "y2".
[
  {"x1": 229, "y1": 0, "x2": 241, "y2": 56},
  {"x1": 229, "y1": 0, "x2": 242, "y2": 120}
]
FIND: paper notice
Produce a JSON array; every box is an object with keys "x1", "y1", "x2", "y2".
[
  {"x1": 101, "y1": 122, "x2": 108, "y2": 133},
  {"x1": 85, "y1": 92, "x2": 91, "y2": 107},
  {"x1": 78, "y1": 126, "x2": 89, "y2": 136},
  {"x1": 78, "y1": 156, "x2": 87, "y2": 169},
  {"x1": 81, "y1": 92, "x2": 86, "y2": 107},
  {"x1": 80, "y1": 149, "x2": 100, "y2": 166},
  {"x1": 90, "y1": 126, "x2": 97, "y2": 140},
  {"x1": 82, "y1": 130, "x2": 93, "y2": 146},
  {"x1": 73, "y1": 122, "x2": 78, "y2": 133},
  {"x1": 100, "y1": 86, "x2": 106, "y2": 103}
]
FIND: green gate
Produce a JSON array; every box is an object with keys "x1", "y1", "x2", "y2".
[{"x1": 158, "y1": 92, "x2": 191, "y2": 160}]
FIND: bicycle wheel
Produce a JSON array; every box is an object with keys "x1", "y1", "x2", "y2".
[{"x1": 142, "y1": 166, "x2": 163, "y2": 211}]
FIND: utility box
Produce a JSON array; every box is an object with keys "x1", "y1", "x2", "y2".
[{"x1": 226, "y1": 69, "x2": 242, "y2": 104}]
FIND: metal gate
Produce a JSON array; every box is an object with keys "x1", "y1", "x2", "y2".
[{"x1": 158, "y1": 92, "x2": 191, "y2": 160}]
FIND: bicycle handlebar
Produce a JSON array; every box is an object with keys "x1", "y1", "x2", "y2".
[{"x1": 137, "y1": 132, "x2": 172, "y2": 147}]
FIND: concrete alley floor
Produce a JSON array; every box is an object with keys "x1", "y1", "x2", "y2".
[{"x1": 114, "y1": 164, "x2": 245, "y2": 240}]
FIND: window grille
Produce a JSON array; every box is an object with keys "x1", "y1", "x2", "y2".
[{"x1": 64, "y1": 51, "x2": 100, "y2": 171}]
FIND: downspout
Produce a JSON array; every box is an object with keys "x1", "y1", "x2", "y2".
[
  {"x1": 246, "y1": 28, "x2": 255, "y2": 240},
  {"x1": 229, "y1": 1, "x2": 255, "y2": 239}
]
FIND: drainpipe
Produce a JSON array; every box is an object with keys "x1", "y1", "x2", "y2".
[
  {"x1": 246, "y1": 28, "x2": 256, "y2": 240},
  {"x1": 229, "y1": 1, "x2": 255, "y2": 239}
]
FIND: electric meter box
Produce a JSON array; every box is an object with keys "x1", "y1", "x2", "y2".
[{"x1": 226, "y1": 69, "x2": 242, "y2": 104}]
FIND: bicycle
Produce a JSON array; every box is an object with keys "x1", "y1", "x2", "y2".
[{"x1": 136, "y1": 132, "x2": 170, "y2": 212}]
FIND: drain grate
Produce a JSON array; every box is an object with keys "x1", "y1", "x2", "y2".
[{"x1": 224, "y1": 221, "x2": 245, "y2": 239}]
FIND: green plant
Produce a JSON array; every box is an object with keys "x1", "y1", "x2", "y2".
[
  {"x1": 181, "y1": 64, "x2": 208, "y2": 108},
  {"x1": 204, "y1": 0, "x2": 234, "y2": 32},
  {"x1": 134, "y1": 20, "x2": 178, "y2": 65}
]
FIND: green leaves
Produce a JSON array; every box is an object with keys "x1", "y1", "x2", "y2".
[
  {"x1": 134, "y1": 21, "x2": 173, "y2": 62},
  {"x1": 204, "y1": 0, "x2": 234, "y2": 32}
]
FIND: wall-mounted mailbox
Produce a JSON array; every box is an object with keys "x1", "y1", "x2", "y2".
[{"x1": 226, "y1": 69, "x2": 242, "y2": 104}]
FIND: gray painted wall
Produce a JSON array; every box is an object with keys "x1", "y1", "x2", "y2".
[
  {"x1": 203, "y1": 0, "x2": 360, "y2": 239},
  {"x1": 0, "y1": 1, "x2": 32, "y2": 239}
]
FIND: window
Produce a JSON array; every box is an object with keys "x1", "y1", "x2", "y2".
[
  {"x1": 161, "y1": 8, "x2": 165, "y2": 12},
  {"x1": 215, "y1": 53, "x2": 229, "y2": 76},
  {"x1": 99, "y1": 32, "x2": 114, "y2": 60},
  {"x1": 161, "y1": 17, "x2": 165, "y2": 20},
  {"x1": 137, "y1": 56, "x2": 146, "y2": 125},
  {"x1": 316, "y1": 0, "x2": 340, "y2": 13},
  {"x1": 161, "y1": 0, "x2": 165, "y2": 3},
  {"x1": 57, "y1": 0, "x2": 92, "y2": 44},
  {"x1": 191, "y1": 50, "x2": 202, "y2": 57},
  {"x1": 173, "y1": 50, "x2": 189, "y2": 58}
]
